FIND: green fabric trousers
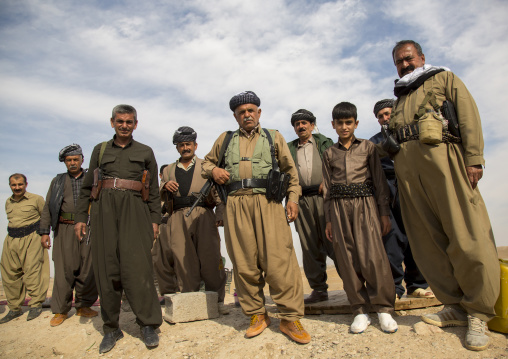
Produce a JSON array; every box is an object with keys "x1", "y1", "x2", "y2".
[
  {"x1": 394, "y1": 141, "x2": 500, "y2": 322},
  {"x1": 50, "y1": 223, "x2": 98, "y2": 314},
  {"x1": 91, "y1": 189, "x2": 162, "y2": 333}
]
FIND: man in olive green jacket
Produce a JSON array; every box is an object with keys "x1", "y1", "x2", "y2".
[{"x1": 287, "y1": 109, "x2": 340, "y2": 304}]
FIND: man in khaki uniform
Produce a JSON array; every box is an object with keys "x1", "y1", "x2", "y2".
[
  {"x1": 0, "y1": 174, "x2": 49, "y2": 324},
  {"x1": 390, "y1": 40, "x2": 499, "y2": 351},
  {"x1": 202, "y1": 91, "x2": 311, "y2": 344},
  {"x1": 159, "y1": 127, "x2": 226, "y2": 306},
  {"x1": 40, "y1": 144, "x2": 98, "y2": 327},
  {"x1": 287, "y1": 109, "x2": 339, "y2": 304}
]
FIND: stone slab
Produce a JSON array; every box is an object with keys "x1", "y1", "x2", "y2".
[
  {"x1": 304, "y1": 290, "x2": 442, "y2": 315},
  {"x1": 164, "y1": 291, "x2": 219, "y2": 323}
]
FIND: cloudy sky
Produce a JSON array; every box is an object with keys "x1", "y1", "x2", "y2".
[{"x1": 1, "y1": 0, "x2": 507, "y2": 273}]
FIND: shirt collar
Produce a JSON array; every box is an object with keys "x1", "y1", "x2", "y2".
[
  {"x1": 337, "y1": 136, "x2": 361, "y2": 149},
  {"x1": 239, "y1": 124, "x2": 260, "y2": 139},
  {"x1": 67, "y1": 169, "x2": 85, "y2": 179},
  {"x1": 177, "y1": 155, "x2": 196, "y2": 171},
  {"x1": 297, "y1": 136, "x2": 314, "y2": 148},
  {"x1": 112, "y1": 135, "x2": 134, "y2": 148},
  {"x1": 9, "y1": 192, "x2": 29, "y2": 203}
]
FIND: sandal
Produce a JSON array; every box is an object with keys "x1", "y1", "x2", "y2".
[{"x1": 409, "y1": 287, "x2": 435, "y2": 298}]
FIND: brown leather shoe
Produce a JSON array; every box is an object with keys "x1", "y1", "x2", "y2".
[
  {"x1": 279, "y1": 319, "x2": 311, "y2": 344},
  {"x1": 50, "y1": 313, "x2": 68, "y2": 327},
  {"x1": 245, "y1": 314, "x2": 271, "y2": 338},
  {"x1": 304, "y1": 290, "x2": 328, "y2": 304},
  {"x1": 76, "y1": 307, "x2": 98, "y2": 318}
]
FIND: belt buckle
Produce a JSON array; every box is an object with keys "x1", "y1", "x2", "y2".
[
  {"x1": 241, "y1": 179, "x2": 246, "y2": 189},
  {"x1": 113, "y1": 178, "x2": 118, "y2": 189}
]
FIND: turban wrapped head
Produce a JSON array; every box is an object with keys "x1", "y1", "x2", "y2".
[
  {"x1": 373, "y1": 99, "x2": 395, "y2": 116},
  {"x1": 59, "y1": 144, "x2": 83, "y2": 162},
  {"x1": 229, "y1": 91, "x2": 261, "y2": 112},
  {"x1": 173, "y1": 126, "x2": 197, "y2": 145},
  {"x1": 291, "y1": 109, "x2": 316, "y2": 126}
]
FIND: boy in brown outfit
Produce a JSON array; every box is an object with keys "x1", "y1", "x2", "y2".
[{"x1": 323, "y1": 102, "x2": 397, "y2": 334}]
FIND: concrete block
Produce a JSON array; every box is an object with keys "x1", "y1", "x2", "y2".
[{"x1": 164, "y1": 291, "x2": 219, "y2": 323}]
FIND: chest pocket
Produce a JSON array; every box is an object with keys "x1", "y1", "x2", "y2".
[
  {"x1": 100, "y1": 154, "x2": 116, "y2": 172},
  {"x1": 128, "y1": 155, "x2": 146, "y2": 174}
]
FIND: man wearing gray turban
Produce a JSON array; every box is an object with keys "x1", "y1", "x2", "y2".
[
  {"x1": 202, "y1": 91, "x2": 311, "y2": 344},
  {"x1": 287, "y1": 109, "x2": 340, "y2": 304},
  {"x1": 40, "y1": 144, "x2": 98, "y2": 327},
  {"x1": 369, "y1": 100, "x2": 432, "y2": 301},
  {"x1": 159, "y1": 127, "x2": 227, "y2": 310}
]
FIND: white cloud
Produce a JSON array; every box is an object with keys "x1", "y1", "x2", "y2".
[{"x1": 0, "y1": 0, "x2": 506, "y2": 279}]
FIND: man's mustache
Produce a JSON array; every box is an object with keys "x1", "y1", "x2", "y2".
[
  {"x1": 401, "y1": 64, "x2": 415, "y2": 76},
  {"x1": 182, "y1": 150, "x2": 191, "y2": 154},
  {"x1": 243, "y1": 117, "x2": 253, "y2": 122},
  {"x1": 298, "y1": 127, "x2": 306, "y2": 132}
]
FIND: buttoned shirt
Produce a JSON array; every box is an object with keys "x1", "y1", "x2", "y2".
[
  {"x1": 5, "y1": 192, "x2": 45, "y2": 228},
  {"x1": 296, "y1": 138, "x2": 314, "y2": 186},
  {"x1": 322, "y1": 136, "x2": 390, "y2": 221},
  {"x1": 176, "y1": 156, "x2": 196, "y2": 172}
]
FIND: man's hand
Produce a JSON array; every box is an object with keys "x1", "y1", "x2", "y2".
[
  {"x1": 152, "y1": 223, "x2": 159, "y2": 240},
  {"x1": 466, "y1": 165, "x2": 483, "y2": 190},
  {"x1": 164, "y1": 180, "x2": 179, "y2": 193},
  {"x1": 318, "y1": 182, "x2": 324, "y2": 194},
  {"x1": 380, "y1": 215, "x2": 391, "y2": 236},
  {"x1": 75, "y1": 222, "x2": 87, "y2": 241},
  {"x1": 212, "y1": 167, "x2": 230, "y2": 185},
  {"x1": 325, "y1": 222, "x2": 333, "y2": 242},
  {"x1": 216, "y1": 220, "x2": 224, "y2": 227},
  {"x1": 285, "y1": 201, "x2": 299, "y2": 223},
  {"x1": 41, "y1": 234, "x2": 51, "y2": 249}
]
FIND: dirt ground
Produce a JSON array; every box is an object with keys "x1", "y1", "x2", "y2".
[{"x1": 0, "y1": 250, "x2": 507, "y2": 358}]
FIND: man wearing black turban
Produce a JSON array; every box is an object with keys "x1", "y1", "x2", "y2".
[
  {"x1": 202, "y1": 91, "x2": 311, "y2": 344},
  {"x1": 287, "y1": 109, "x2": 340, "y2": 304},
  {"x1": 159, "y1": 127, "x2": 227, "y2": 310},
  {"x1": 40, "y1": 144, "x2": 99, "y2": 327}
]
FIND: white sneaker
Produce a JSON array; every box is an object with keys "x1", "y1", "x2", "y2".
[
  {"x1": 350, "y1": 314, "x2": 370, "y2": 334},
  {"x1": 378, "y1": 312, "x2": 398, "y2": 333}
]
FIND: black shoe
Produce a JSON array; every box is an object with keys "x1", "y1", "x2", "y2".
[
  {"x1": 140, "y1": 326, "x2": 159, "y2": 348},
  {"x1": 0, "y1": 310, "x2": 23, "y2": 324},
  {"x1": 159, "y1": 297, "x2": 165, "y2": 305},
  {"x1": 27, "y1": 307, "x2": 43, "y2": 321},
  {"x1": 99, "y1": 329, "x2": 124, "y2": 354},
  {"x1": 304, "y1": 290, "x2": 329, "y2": 304}
]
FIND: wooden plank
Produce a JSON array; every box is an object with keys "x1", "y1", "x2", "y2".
[{"x1": 303, "y1": 290, "x2": 442, "y2": 315}]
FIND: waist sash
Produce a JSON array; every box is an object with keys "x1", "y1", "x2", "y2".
[{"x1": 7, "y1": 220, "x2": 41, "y2": 238}]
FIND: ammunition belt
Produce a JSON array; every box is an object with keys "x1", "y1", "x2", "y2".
[
  {"x1": 7, "y1": 220, "x2": 40, "y2": 238},
  {"x1": 173, "y1": 196, "x2": 205, "y2": 211},
  {"x1": 59, "y1": 212, "x2": 75, "y2": 225},
  {"x1": 301, "y1": 185, "x2": 321, "y2": 197},
  {"x1": 226, "y1": 179, "x2": 267, "y2": 194},
  {"x1": 395, "y1": 124, "x2": 461, "y2": 144},
  {"x1": 102, "y1": 178, "x2": 143, "y2": 192},
  {"x1": 330, "y1": 183, "x2": 373, "y2": 199}
]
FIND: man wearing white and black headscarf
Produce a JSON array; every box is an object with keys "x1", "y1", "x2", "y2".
[
  {"x1": 159, "y1": 127, "x2": 227, "y2": 308},
  {"x1": 40, "y1": 144, "x2": 98, "y2": 327},
  {"x1": 390, "y1": 40, "x2": 499, "y2": 351}
]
